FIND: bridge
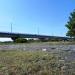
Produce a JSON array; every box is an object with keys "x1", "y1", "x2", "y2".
[{"x1": 0, "y1": 32, "x2": 70, "y2": 41}]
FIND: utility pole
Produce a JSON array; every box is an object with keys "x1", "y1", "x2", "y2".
[
  {"x1": 37, "y1": 25, "x2": 40, "y2": 35},
  {"x1": 37, "y1": 26, "x2": 39, "y2": 35},
  {"x1": 11, "y1": 23, "x2": 12, "y2": 33}
]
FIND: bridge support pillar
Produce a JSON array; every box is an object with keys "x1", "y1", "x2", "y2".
[
  {"x1": 11, "y1": 37, "x2": 18, "y2": 42},
  {"x1": 39, "y1": 38, "x2": 49, "y2": 42}
]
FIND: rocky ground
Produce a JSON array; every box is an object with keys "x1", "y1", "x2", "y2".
[{"x1": 0, "y1": 42, "x2": 75, "y2": 51}]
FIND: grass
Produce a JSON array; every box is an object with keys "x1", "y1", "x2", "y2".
[
  {"x1": 0, "y1": 41, "x2": 75, "y2": 45},
  {"x1": 0, "y1": 50, "x2": 74, "y2": 75}
]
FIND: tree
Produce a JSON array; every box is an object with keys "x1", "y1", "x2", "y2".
[{"x1": 66, "y1": 9, "x2": 75, "y2": 38}]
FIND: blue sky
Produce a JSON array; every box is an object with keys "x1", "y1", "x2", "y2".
[{"x1": 0, "y1": 0, "x2": 75, "y2": 41}]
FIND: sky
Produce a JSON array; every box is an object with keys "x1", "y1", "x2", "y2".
[{"x1": 0, "y1": 0, "x2": 75, "y2": 41}]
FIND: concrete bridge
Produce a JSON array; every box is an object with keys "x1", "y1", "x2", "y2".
[{"x1": 0, "y1": 32, "x2": 69, "y2": 41}]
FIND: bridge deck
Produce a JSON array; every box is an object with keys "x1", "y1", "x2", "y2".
[{"x1": 0, "y1": 32, "x2": 69, "y2": 40}]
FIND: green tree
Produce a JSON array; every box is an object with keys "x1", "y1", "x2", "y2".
[{"x1": 66, "y1": 9, "x2": 75, "y2": 38}]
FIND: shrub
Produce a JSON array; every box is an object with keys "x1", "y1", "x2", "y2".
[{"x1": 15, "y1": 38, "x2": 28, "y2": 43}]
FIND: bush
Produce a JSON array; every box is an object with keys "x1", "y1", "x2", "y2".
[{"x1": 15, "y1": 38, "x2": 28, "y2": 43}]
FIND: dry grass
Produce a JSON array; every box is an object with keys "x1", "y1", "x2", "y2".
[{"x1": 0, "y1": 50, "x2": 74, "y2": 75}]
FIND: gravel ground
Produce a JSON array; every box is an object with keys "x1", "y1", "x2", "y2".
[{"x1": 0, "y1": 42, "x2": 75, "y2": 51}]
